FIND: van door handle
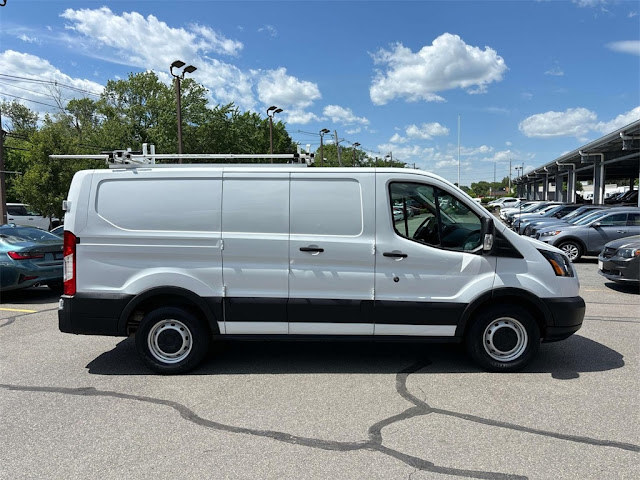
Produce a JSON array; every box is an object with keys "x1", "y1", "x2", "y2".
[
  {"x1": 383, "y1": 251, "x2": 408, "y2": 259},
  {"x1": 300, "y1": 246, "x2": 324, "y2": 253}
]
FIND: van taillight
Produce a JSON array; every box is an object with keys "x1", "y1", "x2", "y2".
[{"x1": 63, "y1": 231, "x2": 76, "y2": 296}]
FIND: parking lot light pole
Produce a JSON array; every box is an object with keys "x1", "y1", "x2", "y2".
[
  {"x1": 267, "y1": 106, "x2": 283, "y2": 160},
  {"x1": 352, "y1": 142, "x2": 360, "y2": 167},
  {"x1": 170, "y1": 60, "x2": 197, "y2": 162},
  {"x1": 319, "y1": 128, "x2": 330, "y2": 167}
]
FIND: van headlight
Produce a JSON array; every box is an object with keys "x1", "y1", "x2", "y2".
[{"x1": 538, "y1": 249, "x2": 574, "y2": 277}]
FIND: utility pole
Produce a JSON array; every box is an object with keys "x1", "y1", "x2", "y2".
[
  {"x1": 334, "y1": 130, "x2": 342, "y2": 166},
  {"x1": 352, "y1": 142, "x2": 360, "y2": 167},
  {"x1": 0, "y1": 109, "x2": 6, "y2": 224},
  {"x1": 319, "y1": 128, "x2": 329, "y2": 167},
  {"x1": 509, "y1": 158, "x2": 512, "y2": 193}
]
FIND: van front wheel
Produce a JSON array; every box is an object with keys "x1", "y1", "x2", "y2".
[
  {"x1": 465, "y1": 306, "x2": 540, "y2": 372},
  {"x1": 135, "y1": 307, "x2": 210, "y2": 374}
]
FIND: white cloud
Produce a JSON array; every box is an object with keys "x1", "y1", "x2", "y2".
[
  {"x1": 606, "y1": 40, "x2": 640, "y2": 56},
  {"x1": 285, "y1": 109, "x2": 321, "y2": 125},
  {"x1": 60, "y1": 7, "x2": 255, "y2": 109},
  {"x1": 257, "y1": 67, "x2": 321, "y2": 111},
  {"x1": 0, "y1": 50, "x2": 103, "y2": 116},
  {"x1": 389, "y1": 133, "x2": 407, "y2": 143},
  {"x1": 545, "y1": 66, "x2": 564, "y2": 76},
  {"x1": 258, "y1": 25, "x2": 278, "y2": 37},
  {"x1": 572, "y1": 0, "x2": 607, "y2": 7},
  {"x1": 322, "y1": 105, "x2": 369, "y2": 125},
  {"x1": 406, "y1": 122, "x2": 449, "y2": 140},
  {"x1": 595, "y1": 106, "x2": 640, "y2": 132},
  {"x1": 460, "y1": 145, "x2": 493, "y2": 156},
  {"x1": 629, "y1": 11, "x2": 638, "y2": 18},
  {"x1": 369, "y1": 33, "x2": 507, "y2": 105},
  {"x1": 345, "y1": 127, "x2": 361, "y2": 135},
  {"x1": 519, "y1": 107, "x2": 598, "y2": 138},
  {"x1": 189, "y1": 24, "x2": 244, "y2": 56},
  {"x1": 18, "y1": 34, "x2": 38, "y2": 44},
  {"x1": 520, "y1": 106, "x2": 640, "y2": 139}
]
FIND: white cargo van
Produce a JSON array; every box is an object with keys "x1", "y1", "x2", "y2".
[{"x1": 58, "y1": 164, "x2": 585, "y2": 373}]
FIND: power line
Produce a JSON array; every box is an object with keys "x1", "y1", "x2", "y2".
[
  {"x1": 0, "y1": 91, "x2": 62, "y2": 110},
  {"x1": 0, "y1": 73, "x2": 102, "y2": 97}
]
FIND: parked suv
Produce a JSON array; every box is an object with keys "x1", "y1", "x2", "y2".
[{"x1": 6, "y1": 203, "x2": 60, "y2": 230}]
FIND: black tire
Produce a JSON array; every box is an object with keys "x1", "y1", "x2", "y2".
[
  {"x1": 465, "y1": 305, "x2": 540, "y2": 372},
  {"x1": 135, "y1": 306, "x2": 211, "y2": 374},
  {"x1": 556, "y1": 240, "x2": 582, "y2": 262}
]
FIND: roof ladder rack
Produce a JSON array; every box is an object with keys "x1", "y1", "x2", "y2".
[{"x1": 50, "y1": 143, "x2": 315, "y2": 168}]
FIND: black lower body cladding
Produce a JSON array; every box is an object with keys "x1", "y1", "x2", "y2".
[{"x1": 541, "y1": 296, "x2": 585, "y2": 342}]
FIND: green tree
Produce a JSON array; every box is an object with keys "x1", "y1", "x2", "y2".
[{"x1": 14, "y1": 115, "x2": 103, "y2": 225}]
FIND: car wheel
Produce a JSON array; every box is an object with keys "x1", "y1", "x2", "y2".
[
  {"x1": 135, "y1": 306, "x2": 211, "y2": 374},
  {"x1": 465, "y1": 305, "x2": 540, "y2": 372},
  {"x1": 557, "y1": 240, "x2": 582, "y2": 262}
]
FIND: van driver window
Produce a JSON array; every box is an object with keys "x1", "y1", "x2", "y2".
[{"x1": 389, "y1": 182, "x2": 483, "y2": 252}]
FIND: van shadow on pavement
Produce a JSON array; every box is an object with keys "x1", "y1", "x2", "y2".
[
  {"x1": 0, "y1": 286, "x2": 61, "y2": 305},
  {"x1": 86, "y1": 334, "x2": 624, "y2": 379}
]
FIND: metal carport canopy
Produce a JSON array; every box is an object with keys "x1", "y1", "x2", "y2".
[{"x1": 514, "y1": 118, "x2": 640, "y2": 204}]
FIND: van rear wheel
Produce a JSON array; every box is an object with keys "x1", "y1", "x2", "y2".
[
  {"x1": 135, "y1": 307, "x2": 210, "y2": 374},
  {"x1": 465, "y1": 306, "x2": 540, "y2": 372}
]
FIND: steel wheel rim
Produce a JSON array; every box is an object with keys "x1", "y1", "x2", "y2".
[
  {"x1": 483, "y1": 317, "x2": 528, "y2": 362},
  {"x1": 148, "y1": 319, "x2": 193, "y2": 364},
  {"x1": 560, "y1": 243, "x2": 579, "y2": 261}
]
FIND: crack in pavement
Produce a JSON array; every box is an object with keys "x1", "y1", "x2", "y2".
[{"x1": 2, "y1": 359, "x2": 638, "y2": 479}]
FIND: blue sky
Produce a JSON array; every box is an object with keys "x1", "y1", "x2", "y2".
[{"x1": 1, "y1": 0, "x2": 638, "y2": 186}]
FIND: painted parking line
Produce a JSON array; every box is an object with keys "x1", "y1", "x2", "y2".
[{"x1": 0, "y1": 307, "x2": 38, "y2": 313}]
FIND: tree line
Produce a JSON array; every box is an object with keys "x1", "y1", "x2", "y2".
[
  {"x1": 1, "y1": 71, "x2": 405, "y2": 222},
  {"x1": 1, "y1": 71, "x2": 298, "y2": 221}
]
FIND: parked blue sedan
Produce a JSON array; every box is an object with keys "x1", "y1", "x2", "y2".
[{"x1": 0, "y1": 225, "x2": 63, "y2": 292}]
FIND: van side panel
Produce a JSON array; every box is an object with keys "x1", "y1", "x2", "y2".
[
  {"x1": 221, "y1": 172, "x2": 289, "y2": 334},
  {"x1": 79, "y1": 171, "x2": 224, "y2": 304}
]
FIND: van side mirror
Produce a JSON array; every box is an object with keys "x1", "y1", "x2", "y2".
[{"x1": 481, "y1": 217, "x2": 495, "y2": 254}]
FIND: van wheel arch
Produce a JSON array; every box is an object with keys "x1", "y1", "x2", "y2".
[
  {"x1": 457, "y1": 290, "x2": 549, "y2": 339},
  {"x1": 120, "y1": 287, "x2": 220, "y2": 336}
]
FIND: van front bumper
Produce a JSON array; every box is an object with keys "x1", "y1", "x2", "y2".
[
  {"x1": 541, "y1": 296, "x2": 585, "y2": 342},
  {"x1": 58, "y1": 294, "x2": 132, "y2": 336}
]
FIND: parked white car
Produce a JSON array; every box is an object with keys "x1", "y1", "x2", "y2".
[
  {"x1": 488, "y1": 197, "x2": 520, "y2": 209},
  {"x1": 6, "y1": 203, "x2": 60, "y2": 230}
]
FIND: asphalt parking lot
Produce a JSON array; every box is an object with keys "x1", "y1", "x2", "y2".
[{"x1": 1, "y1": 260, "x2": 638, "y2": 480}]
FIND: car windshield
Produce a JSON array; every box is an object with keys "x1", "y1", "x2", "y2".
[
  {"x1": 573, "y1": 210, "x2": 609, "y2": 226},
  {"x1": 0, "y1": 227, "x2": 60, "y2": 242},
  {"x1": 563, "y1": 208, "x2": 593, "y2": 220}
]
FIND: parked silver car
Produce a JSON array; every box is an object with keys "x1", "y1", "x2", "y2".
[{"x1": 537, "y1": 208, "x2": 640, "y2": 261}]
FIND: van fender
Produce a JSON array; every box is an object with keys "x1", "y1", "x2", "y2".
[
  {"x1": 118, "y1": 286, "x2": 222, "y2": 335},
  {"x1": 455, "y1": 287, "x2": 554, "y2": 337}
]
